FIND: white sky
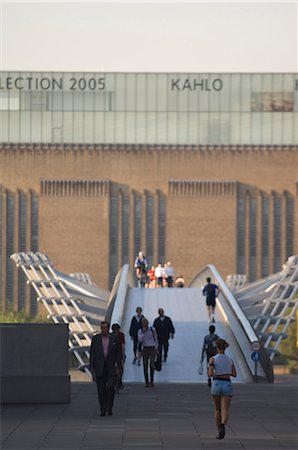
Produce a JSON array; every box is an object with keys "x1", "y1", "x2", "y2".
[{"x1": 0, "y1": 1, "x2": 297, "y2": 72}]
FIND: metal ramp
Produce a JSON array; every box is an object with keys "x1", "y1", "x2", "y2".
[
  {"x1": 11, "y1": 252, "x2": 109, "y2": 377},
  {"x1": 121, "y1": 287, "x2": 249, "y2": 383}
]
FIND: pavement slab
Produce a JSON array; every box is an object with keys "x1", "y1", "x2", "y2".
[{"x1": 1, "y1": 379, "x2": 298, "y2": 450}]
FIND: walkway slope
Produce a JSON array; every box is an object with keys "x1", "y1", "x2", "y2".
[{"x1": 122, "y1": 288, "x2": 249, "y2": 383}]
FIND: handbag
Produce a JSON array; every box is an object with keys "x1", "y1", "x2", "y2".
[
  {"x1": 198, "y1": 361, "x2": 204, "y2": 375},
  {"x1": 154, "y1": 353, "x2": 162, "y2": 371}
]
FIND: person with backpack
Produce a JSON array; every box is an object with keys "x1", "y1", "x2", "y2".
[
  {"x1": 201, "y1": 325, "x2": 219, "y2": 387},
  {"x1": 134, "y1": 251, "x2": 148, "y2": 288},
  {"x1": 138, "y1": 318, "x2": 159, "y2": 387},
  {"x1": 202, "y1": 277, "x2": 219, "y2": 323}
]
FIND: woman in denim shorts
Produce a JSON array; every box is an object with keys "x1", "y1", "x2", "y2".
[{"x1": 208, "y1": 339, "x2": 237, "y2": 440}]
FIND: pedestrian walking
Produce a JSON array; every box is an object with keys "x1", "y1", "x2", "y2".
[
  {"x1": 138, "y1": 318, "x2": 159, "y2": 387},
  {"x1": 111, "y1": 323, "x2": 126, "y2": 391},
  {"x1": 202, "y1": 277, "x2": 219, "y2": 323},
  {"x1": 208, "y1": 338, "x2": 237, "y2": 439},
  {"x1": 153, "y1": 308, "x2": 175, "y2": 363},
  {"x1": 148, "y1": 266, "x2": 156, "y2": 288},
  {"x1": 154, "y1": 263, "x2": 164, "y2": 288},
  {"x1": 200, "y1": 325, "x2": 219, "y2": 387},
  {"x1": 90, "y1": 321, "x2": 121, "y2": 417},
  {"x1": 129, "y1": 306, "x2": 144, "y2": 365},
  {"x1": 164, "y1": 261, "x2": 175, "y2": 287},
  {"x1": 134, "y1": 251, "x2": 148, "y2": 288}
]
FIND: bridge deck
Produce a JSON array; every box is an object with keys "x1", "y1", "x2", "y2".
[{"x1": 122, "y1": 288, "x2": 248, "y2": 383}]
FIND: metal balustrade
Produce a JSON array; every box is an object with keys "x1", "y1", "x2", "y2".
[
  {"x1": 226, "y1": 274, "x2": 248, "y2": 291},
  {"x1": 11, "y1": 251, "x2": 297, "y2": 382},
  {"x1": 233, "y1": 255, "x2": 298, "y2": 360},
  {"x1": 11, "y1": 252, "x2": 109, "y2": 378}
]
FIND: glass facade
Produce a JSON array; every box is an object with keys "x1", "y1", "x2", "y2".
[{"x1": 0, "y1": 72, "x2": 297, "y2": 145}]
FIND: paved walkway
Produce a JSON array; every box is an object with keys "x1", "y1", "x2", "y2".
[{"x1": 1, "y1": 377, "x2": 297, "y2": 450}]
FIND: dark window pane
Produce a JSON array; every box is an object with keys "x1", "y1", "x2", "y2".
[
  {"x1": 109, "y1": 196, "x2": 118, "y2": 288},
  {"x1": 237, "y1": 197, "x2": 246, "y2": 274},
  {"x1": 261, "y1": 196, "x2": 269, "y2": 277}
]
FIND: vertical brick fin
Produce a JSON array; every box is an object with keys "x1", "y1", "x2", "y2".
[
  {"x1": 40, "y1": 179, "x2": 111, "y2": 197},
  {"x1": 168, "y1": 180, "x2": 238, "y2": 197}
]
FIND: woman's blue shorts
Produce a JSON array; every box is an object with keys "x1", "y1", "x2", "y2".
[{"x1": 211, "y1": 379, "x2": 233, "y2": 396}]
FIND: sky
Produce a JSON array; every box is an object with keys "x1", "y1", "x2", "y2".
[{"x1": 0, "y1": 1, "x2": 297, "y2": 72}]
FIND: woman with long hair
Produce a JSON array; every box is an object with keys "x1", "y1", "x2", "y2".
[{"x1": 208, "y1": 338, "x2": 237, "y2": 439}]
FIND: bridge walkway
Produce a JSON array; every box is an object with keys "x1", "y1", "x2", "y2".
[{"x1": 122, "y1": 287, "x2": 248, "y2": 383}]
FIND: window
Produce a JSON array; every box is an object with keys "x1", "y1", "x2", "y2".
[
  {"x1": 134, "y1": 194, "x2": 142, "y2": 260},
  {"x1": 109, "y1": 196, "x2": 118, "y2": 288},
  {"x1": 158, "y1": 193, "x2": 166, "y2": 263},
  {"x1": 237, "y1": 197, "x2": 246, "y2": 275},
  {"x1": 249, "y1": 198, "x2": 257, "y2": 281},
  {"x1": 286, "y1": 196, "x2": 294, "y2": 258},
  {"x1": 0, "y1": 92, "x2": 20, "y2": 110},
  {"x1": 146, "y1": 194, "x2": 154, "y2": 266},
  {"x1": 31, "y1": 194, "x2": 38, "y2": 252},
  {"x1": 261, "y1": 196, "x2": 269, "y2": 277},
  {"x1": 273, "y1": 196, "x2": 281, "y2": 272},
  {"x1": 6, "y1": 193, "x2": 14, "y2": 303},
  {"x1": 121, "y1": 195, "x2": 130, "y2": 266}
]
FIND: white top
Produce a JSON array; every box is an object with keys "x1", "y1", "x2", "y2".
[
  {"x1": 213, "y1": 353, "x2": 234, "y2": 376},
  {"x1": 155, "y1": 266, "x2": 163, "y2": 278}
]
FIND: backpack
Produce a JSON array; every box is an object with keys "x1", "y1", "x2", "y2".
[
  {"x1": 206, "y1": 283, "x2": 216, "y2": 301},
  {"x1": 204, "y1": 334, "x2": 218, "y2": 357}
]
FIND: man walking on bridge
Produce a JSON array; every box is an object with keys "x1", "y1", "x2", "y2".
[
  {"x1": 90, "y1": 321, "x2": 121, "y2": 417},
  {"x1": 203, "y1": 277, "x2": 219, "y2": 323},
  {"x1": 129, "y1": 307, "x2": 144, "y2": 365},
  {"x1": 153, "y1": 308, "x2": 175, "y2": 363}
]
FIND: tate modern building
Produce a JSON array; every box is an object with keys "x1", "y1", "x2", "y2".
[{"x1": 0, "y1": 72, "x2": 297, "y2": 313}]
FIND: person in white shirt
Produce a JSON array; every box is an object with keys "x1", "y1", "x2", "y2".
[
  {"x1": 208, "y1": 338, "x2": 237, "y2": 440},
  {"x1": 154, "y1": 263, "x2": 163, "y2": 288}
]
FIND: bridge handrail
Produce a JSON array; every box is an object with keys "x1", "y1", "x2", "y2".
[
  {"x1": 190, "y1": 264, "x2": 274, "y2": 382},
  {"x1": 105, "y1": 264, "x2": 135, "y2": 328}
]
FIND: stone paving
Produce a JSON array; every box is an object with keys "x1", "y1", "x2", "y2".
[{"x1": 1, "y1": 377, "x2": 298, "y2": 450}]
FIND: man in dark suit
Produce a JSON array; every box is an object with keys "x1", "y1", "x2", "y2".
[
  {"x1": 90, "y1": 321, "x2": 120, "y2": 416},
  {"x1": 129, "y1": 306, "x2": 144, "y2": 365},
  {"x1": 153, "y1": 308, "x2": 175, "y2": 363}
]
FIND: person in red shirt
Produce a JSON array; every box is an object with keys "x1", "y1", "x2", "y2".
[{"x1": 148, "y1": 266, "x2": 156, "y2": 288}]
